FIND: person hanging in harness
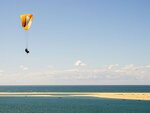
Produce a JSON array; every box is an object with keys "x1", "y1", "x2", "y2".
[{"x1": 25, "y1": 48, "x2": 29, "y2": 54}]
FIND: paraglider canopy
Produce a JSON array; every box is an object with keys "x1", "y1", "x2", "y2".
[{"x1": 20, "y1": 14, "x2": 33, "y2": 30}]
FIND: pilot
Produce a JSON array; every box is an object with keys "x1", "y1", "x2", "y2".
[{"x1": 25, "y1": 48, "x2": 29, "y2": 54}]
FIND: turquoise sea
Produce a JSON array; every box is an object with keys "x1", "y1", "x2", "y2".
[{"x1": 0, "y1": 85, "x2": 150, "y2": 113}]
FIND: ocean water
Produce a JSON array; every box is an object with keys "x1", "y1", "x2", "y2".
[
  {"x1": 0, "y1": 85, "x2": 150, "y2": 92},
  {"x1": 0, "y1": 85, "x2": 150, "y2": 113}
]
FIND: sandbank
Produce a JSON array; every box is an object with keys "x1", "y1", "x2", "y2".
[{"x1": 0, "y1": 92, "x2": 150, "y2": 100}]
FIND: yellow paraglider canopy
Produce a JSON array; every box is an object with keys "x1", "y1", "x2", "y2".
[{"x1": 20, "y1": 14, "x2": 33, "y2": 30}]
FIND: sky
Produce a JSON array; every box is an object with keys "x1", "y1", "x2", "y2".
[{"x1": 0, "y1": 0, "x2": 150, "y2": 85}]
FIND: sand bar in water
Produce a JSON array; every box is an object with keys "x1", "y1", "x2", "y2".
[{"x1": 0, "y1": 92, "x2": 150, "y2": 100}]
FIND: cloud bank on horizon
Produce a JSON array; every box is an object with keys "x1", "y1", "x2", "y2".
[{"x1": 0, "y1": 63, "x2": 150, "y2": 85}]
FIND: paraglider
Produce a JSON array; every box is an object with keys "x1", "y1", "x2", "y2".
[{"x1": 20, "y1": 14, "x2": 33, "y2": 54}]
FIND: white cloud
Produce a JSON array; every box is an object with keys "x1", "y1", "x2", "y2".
[
  {"x1": 107, "y1": 64, "x2": 119, "y2": 70},
  {"x1": 1, "y1": 64, "x2": 150, "y2": 85},
  {"x1": 0, "y1": 70, "x2": 4, "y2": 76},
  {"x1": 42, "y1": 64, "x2": 150, "y2": 81},
  {"x1": 74, "y1": 60, "x2": 86, "y2": 66},
  {"x1": 20, "y1": 65, "x2": 28, "y2": 71},
  {"x1": 0, "y1": 70, "x2": 3, "y2": 73},
  {"x1": 48, "y1": 65, "x2": 54, "y2": 69}
]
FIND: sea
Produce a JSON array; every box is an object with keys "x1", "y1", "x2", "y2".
[{"x1": 0, "y1": 85, "x2": 150, "y2": 113}]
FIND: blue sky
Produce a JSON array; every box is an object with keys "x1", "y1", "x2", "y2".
[{"x1": 0, "y1": 0, "x2": 150, "y2": 85}]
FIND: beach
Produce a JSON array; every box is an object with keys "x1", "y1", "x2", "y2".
[{"x1": 0, "y1": 92, "x2": 150, "y2": 100}]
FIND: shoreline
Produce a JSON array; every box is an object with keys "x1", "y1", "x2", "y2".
[{"x1": 0, "y1": 92, "x2": 150, "y2": 100}]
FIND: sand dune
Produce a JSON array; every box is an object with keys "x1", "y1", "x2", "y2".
[{"x1": 0, "y1": 92, "x2": 150, "y2": 100}]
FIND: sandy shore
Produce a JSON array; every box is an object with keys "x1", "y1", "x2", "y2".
[{"x1": 0, "y1": 92, "x2": 150, "y2": 100}]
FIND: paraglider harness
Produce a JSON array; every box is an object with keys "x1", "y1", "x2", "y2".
[{"x1": 25, "y1": 48, "x2": 29, "y2": 54}]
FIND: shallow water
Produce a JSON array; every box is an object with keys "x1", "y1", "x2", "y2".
[
  {"x1": 0, "y1": 97, "x2": 150, "y2": 113},
  {"x1": 0, "y1": 86, "x2": 150, "y2": 113}
]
